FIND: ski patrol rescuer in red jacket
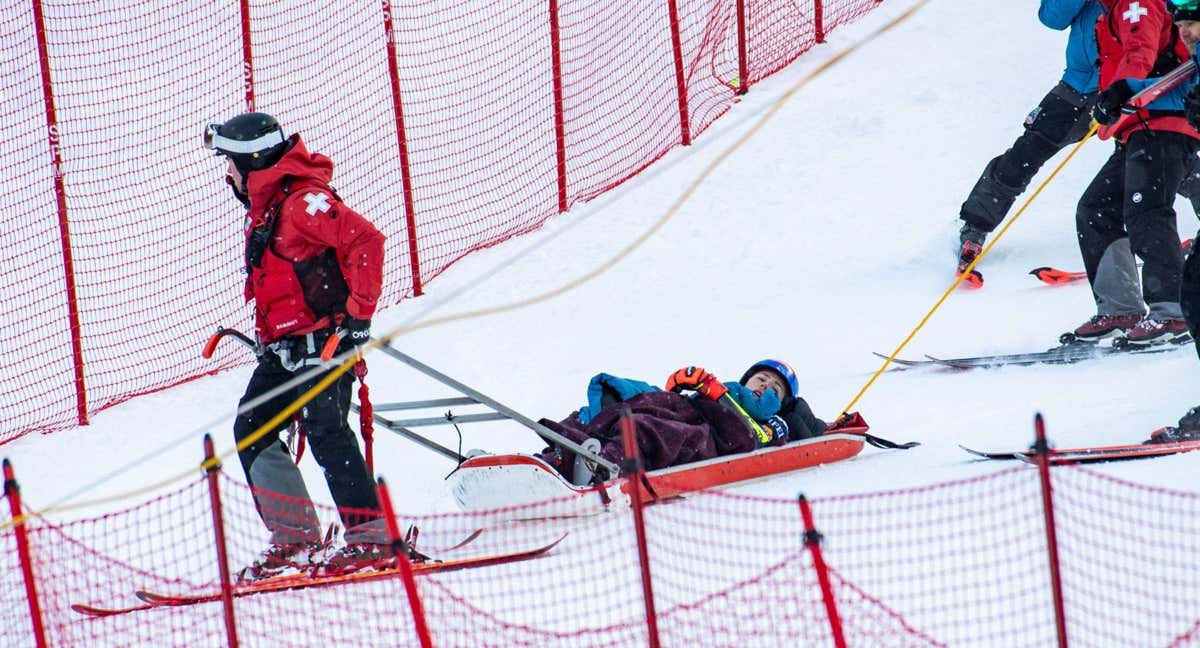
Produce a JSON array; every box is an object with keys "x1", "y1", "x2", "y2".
[
  {"x1": 1066, "y1": 0, "x2": 1200, "y2": 347},
  {"x1": 204, "y1": 112, "x2": 391, "y2": 581}
]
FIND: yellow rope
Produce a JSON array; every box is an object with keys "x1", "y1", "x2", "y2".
[
  {"x1": 3, "y1": 1, "x2": 930, "y2": 527},
  {"x1": 839, "y1": 121, "x2": 1100, "y2": 416}
]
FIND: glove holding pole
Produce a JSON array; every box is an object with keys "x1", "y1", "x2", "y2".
[
  {"x1": 1092, "y1": 79, "x2": 1133, "y2": 127},
  {"x1": 665, "y1": 366, "x2": 728, "y2": 400},
  {"x1": 321, "y1": 316, "x2": 372, "y2": 361}
]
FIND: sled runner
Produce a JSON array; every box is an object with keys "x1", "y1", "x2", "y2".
[{"x1": 448, "y1": 429, "x2": 871, "y2": 515}]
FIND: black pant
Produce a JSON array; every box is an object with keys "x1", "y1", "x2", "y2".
[
  {"x1": 234, "y1": 337, "x2": 379, "y2": 537},
  {"x1": 1183, "y1": 233, "x2": 1200, "y2": 360},
  {"x1": 1076, "y1": 130, "x2": 1199, "y2": 319},
  {"x1": 960, "y1": 82, "x2": 1096, "y2": 232}
]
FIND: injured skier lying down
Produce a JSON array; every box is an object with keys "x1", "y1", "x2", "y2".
[{"x1": 535, "y1": 359, "x2": 842, "y2": 485}]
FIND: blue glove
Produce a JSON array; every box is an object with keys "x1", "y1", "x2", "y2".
[{"x1": 758, "y1": 415, "x2": 790, "y2": 447}]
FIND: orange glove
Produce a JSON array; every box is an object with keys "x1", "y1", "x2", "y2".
[{"x1": 665, "y1": 366, "x2": 729, "y2": 400}]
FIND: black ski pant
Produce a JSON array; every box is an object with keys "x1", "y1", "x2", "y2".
[
  {"x1": 1076, "y1": 130, "x2": 1199, "y2": 320},
  {"x1": 960, "y1": 82, "x2": 1096, "y2": 232},
  {"x1": 1183, "y1": 230, "x2": 1200, "y2": 361},
  {"x1": 234, "y1": 335, "x2": 380, "y2": 545}
]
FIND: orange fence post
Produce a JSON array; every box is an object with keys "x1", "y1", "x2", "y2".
[
  {"x1": 376, "y1": 477, "x2": 434, "y2": 648},
  {"x1": 736, "y1": 0, "x2": 749, "y2": 95},
  {"x1": 380, "y1": 0, "x2": 424, "y2": 296},
  {"x1": 31, "y1": 0, "x2": 88, "y2": 428},
  {"x1": 620, "y1": 408, "x2": 661, "y2": 647},
  {"x1": 1032, "y1": 414, "x2": 1069, "y2": 648},
  {"x1": 237, "y1": 0, "x2": 255, "y2": 111},
  {"x1": 203, "y1": 436, "x2": 240, "y2": 648},
  {"x1": 4, "y1": 459, "x2": 48, "y2": 648},
  {"x1": 814, "y1": 0, "x2": 826, "y2": 44},
  {"x1": 548, "y1": 0, "x2": 569, "y2": 212},
  {"x1": 798, "y1": 493, "x2": 845, "y2": 648},
  {"x1": 665, "y1": 0, "x2": 692, "y2": 145}
]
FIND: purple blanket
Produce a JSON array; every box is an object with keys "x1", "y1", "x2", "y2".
[{"x1": 536, "y1": 390, "x2": 756, "y2": 483}]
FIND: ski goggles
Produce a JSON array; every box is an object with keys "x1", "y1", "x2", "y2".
[
  {"x1": 201, "y1": 122, "x2": 285, "y2": 155},
  {"x1": 1170, "y1": 0, "x2": 1200, "y2": 12}
]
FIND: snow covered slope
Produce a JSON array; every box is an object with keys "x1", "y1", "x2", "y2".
[{"x1": 7, "y1": 0, "x2": 1198, "y2": 520}]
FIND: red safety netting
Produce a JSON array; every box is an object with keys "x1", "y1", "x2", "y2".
[
  {"x1": 6, "y1": 457, "x2": 1200, "y2": 646},
  {"x1": 2, "y1": 0, "x2": 885, "y2": 444}
]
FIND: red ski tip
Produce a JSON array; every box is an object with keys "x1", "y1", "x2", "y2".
[{"x1": 1029, "y1": 267, "x2": 1087, "y2": 286}]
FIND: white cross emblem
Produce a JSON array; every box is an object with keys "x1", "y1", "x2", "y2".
[
  {"x1": 1123, "y1": 1, "x2": 1147, "y2": 23},
  {"x1": 303, "y1": 192, "x2": 331, "y2": 216}
]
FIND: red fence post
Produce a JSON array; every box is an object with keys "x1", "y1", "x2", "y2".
[
  {"x1": 798, "y1": 494, "x2": 845, "y2": 648},
  {"x1": 31, "y1": 0, "x2": 88, "y2": 428},
  {"x1": 381, "y1": 0, "x2": 424, "y2": 296},
  {"x1": 665, "y1": 0, "x2": 692, "y2": 145},
  {"x1": 1032, "y1": 413, "x2": 1069, "y2": 648},
  {"x1": 376, "y1": 477, "x2": 434, "y2": 648},
  {"x1": 548, "y1": 0, "x2": 569, "y2": 212},
  {"x1": 736, "y1": 0, "x2": 749, "y2": 95},
  {"x1": 237, "y1": 0, "x2": 255, "y2": 111},
  {"x1": 620, "y1": 408, "x2": 661, "y2": 648},
  {"x1": 203, "y1": 436, "x2": 240, "y2": 648},
  {"x1": 4, "y1": 460, "x2": 48, "y2": 648},
  {"x1": 814, "y1": 0, "x2": 826, "y2": 44}
]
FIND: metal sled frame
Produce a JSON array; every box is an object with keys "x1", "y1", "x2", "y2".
[{"x1": 353, "y1": 343, "x2": 622, "y2": 479}]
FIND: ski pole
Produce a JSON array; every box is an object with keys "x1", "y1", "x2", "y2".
[{"x1": 201, "y1": 327, "x2": 258, "y2": 358}]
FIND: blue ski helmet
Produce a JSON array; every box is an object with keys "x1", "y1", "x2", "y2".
[{"x1": 739, "y1": 359, "x2": 799, "y2": 404}]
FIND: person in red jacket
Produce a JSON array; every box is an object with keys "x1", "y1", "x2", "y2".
[
  {"x1": 204, "y1": 112, "x2": 390, "y2": 580},
  {"x1": 1068, "y1": 1, "x2": 1200, "y2": 347}
]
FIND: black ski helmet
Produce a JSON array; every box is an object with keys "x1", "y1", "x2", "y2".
[
  {"x1": 203, "y1": 112, "x2": 289, "y2": 176},
  {"x1": 1169, "y1": 0, "x2": 1200, "y2": 22}
]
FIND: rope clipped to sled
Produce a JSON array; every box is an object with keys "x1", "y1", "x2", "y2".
[{"x1": 825, "y1": 412, "x2": 919, "y2": 450}]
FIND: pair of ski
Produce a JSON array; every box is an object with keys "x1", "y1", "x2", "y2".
[
  {"x1": 874, "y1": 337, "x2": 1191, "y2": 371},
  {"x1": 72, "y1": 533, "x2": 565, "y2": 618},
  {"x1": 959, "y1": 439, "x2": 1200, "y2": 465}
]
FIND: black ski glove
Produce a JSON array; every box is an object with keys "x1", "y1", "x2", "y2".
[
  {"x1": 342, "y1": 316, "x2": 371, "y2": 346},
  {"x1": 1093, "y1": 79, "x2": 1133, "y2": 126},
  {"x1": 1186, "y1": 83, "x2": 1200, "y2": 131}
]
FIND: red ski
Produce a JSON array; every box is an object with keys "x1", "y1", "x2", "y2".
[
  {"x1": 1029, "y1": 267, "x2": 1087, "y2": 286},
  {"x1": 71, "y1": 535, "x2": 564, "y2": 617},
  {"x1": 960, "y1": 439, "x2": 1200, "y2": 464},
  {"x1": 1030, "y1": 239, "x2": 1191, "y2": 286}
]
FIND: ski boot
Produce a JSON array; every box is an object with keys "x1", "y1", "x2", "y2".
[
  {"x1": 955, "y1": 224, "x2": 987, "y2": 288},
  {"x1": 1058, "y1": 314, "x2": 1142, "y2": 346},
  {"x1": 1112, "y1": 317, "x2": 1191, "y2": 349},
  {"x1": 236, "y1": 523, "x2": 338, "y2": 584}
]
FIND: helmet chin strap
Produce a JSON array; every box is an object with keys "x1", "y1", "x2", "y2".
[{"x1": 225, "y1": 175, "x2": 250, "y2": 208}]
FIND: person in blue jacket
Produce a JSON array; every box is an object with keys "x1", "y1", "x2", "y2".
[{"x1": 955, "y1": 1, "x2": 1104, "y2": 276}]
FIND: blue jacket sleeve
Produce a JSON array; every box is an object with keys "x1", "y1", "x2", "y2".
[
  {"x1": 1038, "y1": 0, "x2": 1088, "y2": 30},
  {"x1": 1126, "y1": 47, "x2": 1200, "y2": 112},
  {"x1": 577, "y1": 373, "x2": 660, "y2": 424}
]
